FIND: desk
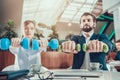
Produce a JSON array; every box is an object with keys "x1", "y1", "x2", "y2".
[
  {"x1": 107, "y1": 61, "x2": 120, "y2": 71},
  {"x1": 25, "y1": 69, "x2": 120, "y2": 80},
  {"x1": 0, "y1": 51, "x2": 73, "y2": 71}
]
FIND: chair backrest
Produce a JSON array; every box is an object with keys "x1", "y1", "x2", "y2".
[
  {"x1": 106, "y1": 52, "x2": 117, "y2": 61},
  {"x1": 41, "y1": 51, "x2": 73, "y2": 69},
  {"x1": 0, "y1": 51, "x2": 15, "y2": 71}
]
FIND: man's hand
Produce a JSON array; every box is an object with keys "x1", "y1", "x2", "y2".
[
  {"x1": 87, "y1": 40, "x2": 107, "y2": 53},
  {"x1": 62, "y1": 40, "x2": 77, "y2": 53}
]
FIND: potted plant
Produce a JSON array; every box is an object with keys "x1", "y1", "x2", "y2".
[
  {"x1": 49, "y1": 25, "x2": 59, "y2": 39},
  {"x1": 0, "y1": 19, "x2": 18, "y2": 40}
]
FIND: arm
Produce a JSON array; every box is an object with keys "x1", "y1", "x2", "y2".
[
  {"x1": 100, "y1": 34, "x2": 115, "y2": 52},
  {"x1": 62, "y1": 36, "x2": 78, "y2": 53},
  {"x1": 9, "y1": 38, "x2": 21, "y2": 54},
  {"x1": 9, "y1": 46, "x2": 20, "y2": 55},
  {"x1": 38, "y1": 38, "x2": 48, "y2": 52},
  {"x1": 85, "y1": 34, "x2": 114, "y2": 53}
]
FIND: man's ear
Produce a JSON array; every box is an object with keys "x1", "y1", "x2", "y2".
[{"x1": 93, "y1": 23, "x2": 96, "y2": 28}]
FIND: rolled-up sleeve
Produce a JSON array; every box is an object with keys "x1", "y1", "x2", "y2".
[{"x1": 9, "y1": 46, "x2": 19, "y2": 54}]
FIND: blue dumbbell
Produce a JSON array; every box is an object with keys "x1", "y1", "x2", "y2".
[
  {"x1": 32, "y1": 38, "x2": 59, "y2": 50},
  {"x1": 0, "y1": 38, "x2": 11, "y2": 50},
  {"x1": 31, "y1": 39, "x2": 40, "y2": 50},
  {"x1": 0, "y1": 38, "x2": 60, "y2": 51},
  {"x1": 22, "y1": 38, "x2": 59, "y2": 50},
  {"x1": 0, "y1": 38, "x2": 30, "y2": 50},
  {"x1": 31, "y1": 38, "x2": 59, "y2": 50},
  {"x1": 48, "y1": 38, "x2": 59, "y2": 50}
]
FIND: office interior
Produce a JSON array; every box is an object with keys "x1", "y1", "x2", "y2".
[{"x1": 0, "y1": 0, "x2": 120, "y2": 73}]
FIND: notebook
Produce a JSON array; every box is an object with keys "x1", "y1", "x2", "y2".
[{"x1": 0, "y1": 69, "x2": 29, "y2": 80}]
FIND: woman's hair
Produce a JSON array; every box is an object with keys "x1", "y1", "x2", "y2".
[
  {"x1": 24, "y1": 20, "x2": 36, "y2": 27},
  {"x1": 79, "y1": 12, "x2": 96, "y2": 23}
]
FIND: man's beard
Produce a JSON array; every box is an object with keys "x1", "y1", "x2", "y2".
[{"x1": 82, "y1": 25, "x2": 94, "y2": 32}]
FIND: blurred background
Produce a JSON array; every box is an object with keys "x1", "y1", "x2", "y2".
[
  {"x1": 0, "y1": 0, "x2": 119, "y2": 42},
  {"x1": 0, "y1": 0, "x2": 120, "y2": 71}
]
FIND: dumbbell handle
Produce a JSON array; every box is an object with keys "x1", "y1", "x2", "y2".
[
  {"x1": 0, "y1": 38, "x2": 58, "y2": 50},
  {"x1": 57, "y1": 44, "x2": 81, "y2": 53},
  {"x1": 57, "y1": 43, "x2": 108, "y2": 53},
  {"x1": 81, "y1": 44, "x2": 109, "y2": 53},
  {"x1": 0, "y1": 38, "x2": 31, "y2": 50},
  {"x1": 48, "y1": 39, "x2": 109, "y2": 53}
]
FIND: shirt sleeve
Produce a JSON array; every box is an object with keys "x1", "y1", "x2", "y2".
[
  {"x1": 70, "y1": 35, "x2": 79, "y2": 44},
  {"x1": 39, "y1": 47, "x2": 47, "y2": 52},
  {"x1": 9, "y1": 46, "x2": 19, "y2": 55}
]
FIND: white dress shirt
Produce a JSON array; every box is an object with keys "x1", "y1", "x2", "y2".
[
  {"x1": 9, "y1": 46, "x2": 46, "y2": 70},
  {"x1": 80, "y1": 30, "x2": 94, "y2": 70}
]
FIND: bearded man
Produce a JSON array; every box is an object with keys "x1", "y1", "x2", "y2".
[{"x1": 62, "y1": 12, "x2": 114, "y2": 70}]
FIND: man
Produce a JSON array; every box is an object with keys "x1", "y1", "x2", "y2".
[
  {"x1": 62, "y1": 12, "x2": 113, "y2": 70},
  {"x1": 9, "y1": 20, "x2": 48, "y2": 70},
  {"x1": 114, "y1": 39, "x2": 120, "y2": 60}
]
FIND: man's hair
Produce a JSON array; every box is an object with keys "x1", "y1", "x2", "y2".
[
  {"x1": 24, "y1": 20, "x2": 36, "y2": 27},
  {"x1": 116, "y1": 39, "x2": 120, "y2": 43},
  {"x1": 79, "y1": 12, "x2": 96, "y2": 23}
]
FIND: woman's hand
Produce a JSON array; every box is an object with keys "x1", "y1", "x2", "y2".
[
  {"x1": 39, "y1": 38, "x2": 48, "y2": 49},
  {"x1": 11, "y1": 38, "x2": 21, "y2": 48}
]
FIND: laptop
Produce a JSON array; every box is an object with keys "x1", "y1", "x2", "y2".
[{"x1": 50, "y1": 69, "x2": 103, "y2": 78}]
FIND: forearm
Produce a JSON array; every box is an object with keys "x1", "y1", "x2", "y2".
[
  {"x1": 102, "y1": 40, "x2": 114, "y2": 52},
  {"x1": 39, "y1": 47, "x2": 47, "y2": 52},
  {"x1": 100, "y1": 34, "x2": 114, "y2": 52},
  {"x1": 9, "y1": 46, "x2": 20, "y2": 54}
]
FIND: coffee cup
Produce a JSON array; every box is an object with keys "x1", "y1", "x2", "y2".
[
  {"x1": 90, "y1": 62, "x2": 103, "y2": 71},
  {"x1": 30, "y1": 64, "x2": 41, "y2": 74}
]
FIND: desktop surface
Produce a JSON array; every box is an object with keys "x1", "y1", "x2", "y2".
[{"x1": 21, "y1": 69, "x2": 120, "y2": 80}]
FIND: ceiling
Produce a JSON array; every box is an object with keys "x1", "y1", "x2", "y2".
[{"x1": 22, "y1": 0, "x2": 103, "y2": 26}]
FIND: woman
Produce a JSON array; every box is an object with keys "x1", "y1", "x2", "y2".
[{"x1": 9, "y1": 20, "x2": 48, "y2": 70}]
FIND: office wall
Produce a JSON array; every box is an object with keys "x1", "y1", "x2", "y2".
[
  {"x1": 102, "y1": 0, "x2": 120, "y2": 12},
  {"x1": 0, "y1": 0, "x2": 23, "y2": 37},
  {"x1": 57, "y1": 22, "x2": 80, "y2": 40},
  {"x1": 57, "y1": 21, "x2": 114, "y2": 40}
]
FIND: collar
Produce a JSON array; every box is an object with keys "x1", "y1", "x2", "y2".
[{"x1": 82, "y1": 30, "x2": 94, "y2": 39}]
